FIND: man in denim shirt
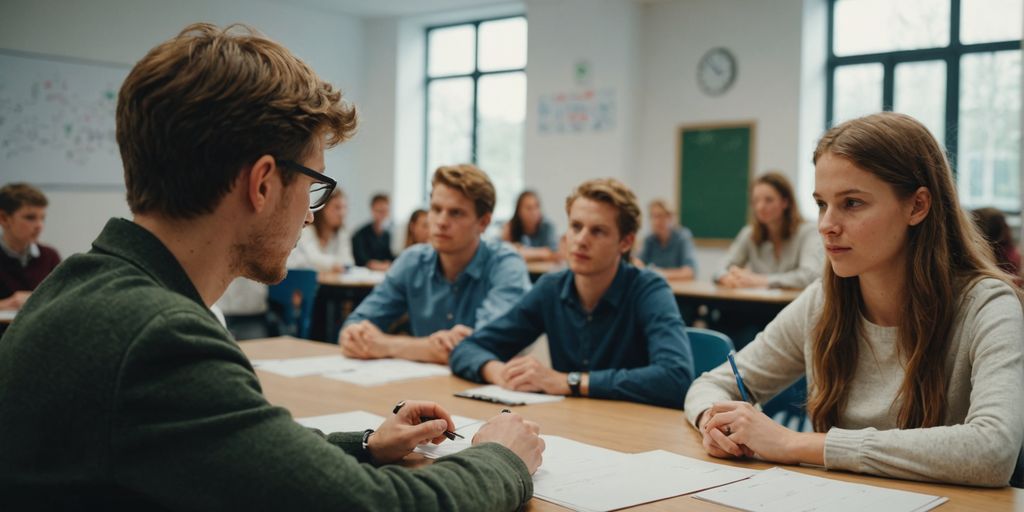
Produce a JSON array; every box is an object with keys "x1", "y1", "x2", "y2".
[
  {"x1": 450, "y1": 179, "x2": 694, "y2": 409},
  {"x1": 340, "y1": 164, "x2": 531, "y2": 364}
]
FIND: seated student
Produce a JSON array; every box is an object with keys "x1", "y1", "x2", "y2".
[
  {"x1": 340, "y1": 164, "x2": 531, "y2": 364},
  {"x1": 352, "y1": 193, "x2": 395, "y2": 270},
  {"x1": 638, "y1": 199, "x2": 697, "y2": 281},
  {"x1": 404, "y1": 208, "x2": 429, "y2": 248},
  {"x1": 686, "y1": 112, "x2": 1024, "y2": 487},
  {"x1": 716, "y1": 172, "x2": 823, "y2": 289},
  {"x1": 0, "y1": 183, "x2": 61, "y2": 310},
  {"x1": 0, "y1": 23, "x2": 543, "y2": 509},
  {"x1": 972, "y1": 207, "x2": 1021, "y2": 282},
  {"x1": 290, "y1": 188, "x2": 354, "y2": 272},
  {"x1": 501, "y1": 190, "x2": 560, "y2": 262},
  {"x1": 450, "y1": 178, "x2": 695, "y2": 409}
]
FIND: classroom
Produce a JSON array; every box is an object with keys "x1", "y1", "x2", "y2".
[{"x1": 1, "y1": 0, "x2": 1022, "y2": 510}]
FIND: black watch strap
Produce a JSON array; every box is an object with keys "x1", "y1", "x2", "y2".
[{"x1": 567, "y1": 372, "x2": 582, "y2": 397}]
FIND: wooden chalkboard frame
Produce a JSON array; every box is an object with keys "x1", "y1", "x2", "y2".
[{"x1": 675, "y1": 121, "x2": 756, "y2": 247}]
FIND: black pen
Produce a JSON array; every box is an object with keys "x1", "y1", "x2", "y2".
[{"x1": 392, "y1": 400, "x2": 464, "y2": 440}]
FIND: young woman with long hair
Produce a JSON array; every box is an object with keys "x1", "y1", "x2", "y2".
[
  {"x1": 685, "y1": 112, "x2": 1024, "y2": 487},
  {"x1": 502, "y1": 190, "x2": 559, "y2": 262},
  {"x1": 290, "y1": 188, "x2": 354, "y2": 272},
  {"x1": 404, "y1": 208, "x2": 429, "y2": 249},
  {"x1": 716, "y1": 172, "x2": 823, "y2": 289}
]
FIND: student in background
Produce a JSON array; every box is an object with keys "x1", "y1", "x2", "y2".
[
  {"x1": 0, "y1": 24, "x2": 543, "y2": 509},
  {"x1": 352, "y1": 193, "x2": 394, "y2": 270},
  {"x1": 291, "y1": 188, "x2": 354, "y2": 272},
  {"x1": 0, "y1": 183, "x2": 61, "y2": 310},
  {"x1": 638, "y1": 199, "x2": 697, "y2": 281},
  {"x1": 340, "y1": 164, "x2": 531, "y2": 364},
  {"x1": 972, "y1": 207, "x2": 1021, "y2": 281},
  {"x1": 502, "y1": 190, "x2": 560, "y2": 262},
  {"x1": 450, "y1": 179, "x2": 695, "y2": 409},
  {"x1": 716, "y1": 172, "x2": 823, "y2": 289},
  {"x1": 404, "y1": 208, "x2": 429, "y2": 248},
  {"x1": 687, "y1": 112, "x2": 1024, "y2": 487}
]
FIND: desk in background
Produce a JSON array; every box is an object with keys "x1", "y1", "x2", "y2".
[
  {"x1": 670, "y1": 280, "x2": 801, "y2": 348},
  {"x1": 310, "y1": 271, "x2": 381, "y2": 342},
  {"x1": 241, "y1": 337, "x2": 1021, "y2": 511}
]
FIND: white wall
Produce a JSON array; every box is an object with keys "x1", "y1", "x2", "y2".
[{"x1": 0, "y1": 0, "x2": 365, "y2": 257}]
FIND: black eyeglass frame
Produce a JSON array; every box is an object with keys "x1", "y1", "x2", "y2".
[{"x1": 278, "y1": 159, "x2": 337, "y2": 212}]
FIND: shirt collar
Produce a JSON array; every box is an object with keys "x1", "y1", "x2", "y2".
[
  {"x1": 0, "y1": 237, "x2": 39, "y2": 267},
  {"x1": 559, "y1": 259, "x2": 630, "y2": 311},
  {"x1": 428, "y1": 239, "x2": 489, "y2": 282},
  {"x1": 91, "y1": 218, "x2": 206, "y2": 307}
]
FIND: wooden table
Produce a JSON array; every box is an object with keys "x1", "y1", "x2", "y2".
[
  {"x1": 240, "y1": 337, "x2": 1021, "y2": 511},
  {"x1": 526, "y1": 260, "x2": 565, "y2": 282}
]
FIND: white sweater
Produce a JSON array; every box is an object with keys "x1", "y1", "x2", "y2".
[
  {"x1": 289, "y1": 226, "x2": 354, "y2": 272},
  {"x1": 685, "y1": 278, "x2": 1024, "y2": 487},
  {"x1": 718, "y1": 222, "x2": 824, "y2": 289}
]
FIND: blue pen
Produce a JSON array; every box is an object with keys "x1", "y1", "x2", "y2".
[{"x1": 727, "y1": 351, "x2": 751, "y2": 402}]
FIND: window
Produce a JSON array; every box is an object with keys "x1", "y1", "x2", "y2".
[
  {"x1": 425, "y1": 16, "x2": 527, "y2": 219},
  {"x1": 827, "y1": 0, "x2": 1022, "y2": 211}
]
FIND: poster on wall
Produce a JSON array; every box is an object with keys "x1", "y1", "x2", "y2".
[
  {"x1": 537, "y1": 89, "x2": 616, "y2": 134},
  {"x1": 0, "y1": 49, "x2": 129, "y2": 187}
]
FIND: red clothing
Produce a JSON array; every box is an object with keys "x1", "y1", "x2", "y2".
[{"x1": 0, "y1": 244, "x2": 61, "y2": 299}]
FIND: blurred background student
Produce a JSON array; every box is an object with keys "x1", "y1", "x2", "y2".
[
  {"x1": 502, "y1": 190, "x2": 559, "y2": 262},
  {"x1": 404, "y1": 208, "x2": 429, "y2": 249},
  {"x1": 0, "y1": 183, "x2": 60, "y2": 311},
  {"x1": 972, "y1": 207, "x2": 1021, "y2": 284},
  {"x1": 352, "y1": 193, "x2": 394, "y2": 271},
  {"x1": 291, "y1": 188, "x2": 354, "y2": 272},
  {"x1": 638, "y1": 199, "x2": 697, "y2": 281}
]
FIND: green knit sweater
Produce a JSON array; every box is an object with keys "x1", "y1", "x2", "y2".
[{"x1": 0, "y1": 218, "x2": 532, "y2": 510}]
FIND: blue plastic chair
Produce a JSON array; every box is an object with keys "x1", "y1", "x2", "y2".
[
  {"x1": 267, "y1": 269, "x2": 319, "y2": 339},
  {"x1": 762, "y1": 377, "x2": 809, "y2": 432},
  {"x1": 1011, "y1": 446, "x2": 1023, "y2": 488},
  {"x1": 685, "y1": 327, "x2": 735, "y2": 376}
]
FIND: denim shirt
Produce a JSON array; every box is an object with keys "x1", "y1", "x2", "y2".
[
  {"x1": 519, "y1": 218, "x2": 559, "y2": 251},
  {"x1": 640, "y1": 226, "x2": 697, "y2": 271},
  {"x1": 345, "y1": 239, "x2": 531, "y2": 336},
  {"x1": 449, "y1": 261, "x2": 694, "y2": 409}
]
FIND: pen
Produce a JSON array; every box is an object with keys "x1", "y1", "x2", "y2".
[
  {"x1": 453, "y1": 391, "x2": 526, "y2": 406},
  {"x1": 727, "y1": 351, "x2": 751, "y2": 402},
  {"x1": 392, "y1": 400, "x2": 464, "y2": 440}
]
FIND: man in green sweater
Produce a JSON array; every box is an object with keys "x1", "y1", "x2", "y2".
[{"x1": 0, "y1": 23, "x2": 543, "y2": 510}]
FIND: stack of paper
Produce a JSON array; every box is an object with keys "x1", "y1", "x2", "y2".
[
  {"x1": 252, "y1": 355, "x2": 450, "y2": 385},
  {"x1": 455, "y1": 385, "x2": 566, "y2": 406},
  {"x1": 694, "y1": 467, "x2": 948, "y2": 512}
]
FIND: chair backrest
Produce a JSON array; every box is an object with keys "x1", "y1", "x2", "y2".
[
  {"x1": 685, "y1": 327, "x2": 735, "y2": 376},
  {"x1": 762, "y1": 377, "x2": 809, "y2": 432},
  {"x1": 267, "y1": 269, "x2": 319, "y2": 339},
  {"x1": 1012, "y1": 445, "x2": 1024, "y2": 488}
]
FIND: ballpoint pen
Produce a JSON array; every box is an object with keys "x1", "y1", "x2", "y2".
[
  {"x1": 392, "y1": 400, "x2": 464, "y2": 440},
  {"x1": 727, "y1": 351, "x2": 751, "y2": 403}
]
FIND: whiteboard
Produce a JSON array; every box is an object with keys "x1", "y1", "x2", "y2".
[{"x1": 0, "y1": 50, "x2": 129, "y2": 187}]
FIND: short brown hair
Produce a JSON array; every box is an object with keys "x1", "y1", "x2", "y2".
[
  {"x1": 565, "y1": 178, "x2": 642, "y2": 238},
  {"x1": 0, "y1": 183, "x2": 48, "y2": 215},
  {"x1": 117, "y1": 23, "x2": 357, "y2": 219},
  {"x1": 431, "y1": 164, "x2": 496, "y2": 217},
  {"x1": 750, "y1": 171, "x2": 802, "y2": 244},
  {"x1": 648, "y1": 198, "x2": 673, "y2": 216},
  {"x1": 370, "y1": 193, "x2": 390, "y2": 207}
]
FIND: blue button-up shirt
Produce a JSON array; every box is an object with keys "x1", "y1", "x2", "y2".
[
  {"x1": 640, "y1": 226, "x2": 698, "y2": 271},
  {"x1": 345, "y1": 239, "x2": 531, "y2": 336},
  {"x1": 449, "y1": 261, "x2": 694, "y2": 409}
]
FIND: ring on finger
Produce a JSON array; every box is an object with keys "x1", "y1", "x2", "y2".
[{"x1": 723, "y1": 425, "x2": 732, "y2": 436}]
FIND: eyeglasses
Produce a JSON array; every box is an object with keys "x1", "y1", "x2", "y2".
[{"x1": 278, "y1": 160, "x2": 337, "y2": 212}]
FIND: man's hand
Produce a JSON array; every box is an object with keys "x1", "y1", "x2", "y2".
[
  {"x1": 428, "y1": 324, "x2": 473, "y2": 352},
  {"x1": 500, "y1": 356, "x2": 570, "y2": 395},
  {"x1": 718, "y1": 266, "x2": 769, "y2": 289},
  {"x1": 473, "y1": 411, "x2": 545, "y2": 474},
  {"x1": 367, "y1": 400, "x2": 456, "y2": 465},
  {"x1": 339, "y1": 320, "x2": 389, "y2": 359},
  {"x1": 0, "y1": 291, "x2": 31, "y2": 310}
]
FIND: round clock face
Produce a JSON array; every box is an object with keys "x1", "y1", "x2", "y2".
[{"x1": 697, "y1": 47, "x2": 737, "y2": 96}]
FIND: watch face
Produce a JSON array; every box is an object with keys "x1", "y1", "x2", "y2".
[
  {"x1": 568, "y1": 372, "x2": 581, "y2": 385},
  {"x1": 697, "y1": 47, "x2": 737, "y2": 96}
]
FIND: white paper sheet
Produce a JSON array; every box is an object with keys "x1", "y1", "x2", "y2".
[
  {"x1": 252, "y1": 355, "x2": 357, "y2": 377},
  {"x1": 322, "y1": 359, "x2": 450, "y2": 386},
  {"x1": 694, "y1": 467, "x2": 948, "y2": 512},
  {"x1": 455, "y1": 385, "x2": 565, "y2": 406},
  {"x1": 296, "y1": 411, "x2": 385, "y2": 433},
  {"x1": 0, "y1": 309, "x2": 16, "y2": 322},
  {"x1": 413, "y1": 415, "x2": 486, "y2": 459}
]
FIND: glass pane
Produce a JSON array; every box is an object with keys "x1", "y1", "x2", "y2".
[
  {"x1": 958, "y1": 51, "x2": 1021, "y2": 211},
  {"x1": 428, "y1": 25, "x2": 475, "y2": 77},
  {"x1": 479, "y1": 17, "x2": 527, "y2": 72},
  {"x1": 833, "y1": 0, "x2": 949, "y2": 56},
  {"x1": 961, "y1": 0, "x2": 1023, "y2": 44},
  {"x1": 894, "y1": 60, "x2": 946, "y2": 147},
  {"x1": 476, "y1": 72, "x2": 526, "y2": 219},
  {"x1": 427, "y1": 78, "x2": 474, "y2": 176},
  {"x1": 832, "y1": 64, "x2": 883, "y2": 124}
]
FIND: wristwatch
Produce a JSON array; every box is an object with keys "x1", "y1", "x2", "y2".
[
  {"x1": 361, "y1": 429, "x2": 375, "y2": 452},
  {"x1": 567, "y1": 371, "x2": 582, "y2": 397}
]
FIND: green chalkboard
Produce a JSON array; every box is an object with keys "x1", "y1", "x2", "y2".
[{"x1": 677, "y1": 123, "x2": 755, "y2": 243}]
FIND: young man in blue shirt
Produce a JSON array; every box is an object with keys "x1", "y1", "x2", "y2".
[
  {"x1": 450, "y1": 179, "x2": 695, "y2": 409},
  {"x1": 340, "y1": 164, "x2": 531, "y2": 364}
]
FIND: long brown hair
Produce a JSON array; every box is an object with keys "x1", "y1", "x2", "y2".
[
  {"x1": 312, "y1": 188, "x2": 344, "y2": 241},
  {"x1": 405, "y1": 209, "x2": 428, "y2": 248},
  {"x1": 509, "y1": 190, "x2": 542, "y2": 243},
  {"x1": 808, "y1": 112, "x2": 1011, "y2": 431},
  {"x1": 750, "y1": 172, "x2": 802, "y2": 244}
]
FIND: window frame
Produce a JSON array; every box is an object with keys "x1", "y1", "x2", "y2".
[
  {"x1": 423, "y1": 15, "x2": 528, "y2": 203},
  {"x1": 825, "y1": 0, "x2": 1021, "y2": 204}
]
